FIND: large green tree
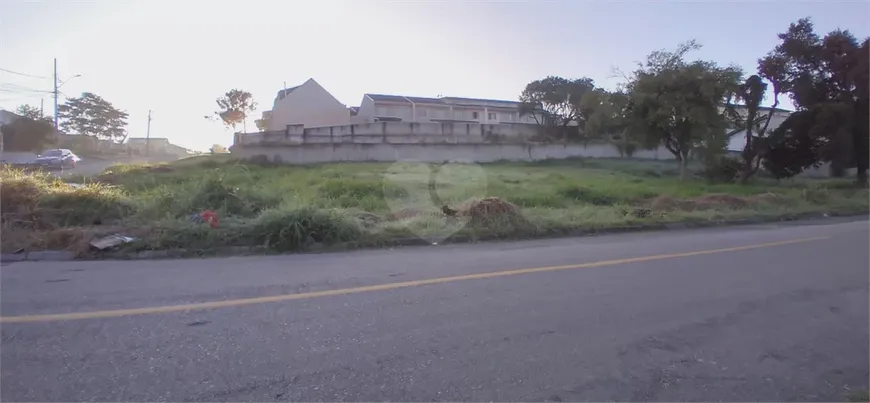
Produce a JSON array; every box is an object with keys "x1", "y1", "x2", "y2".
[
  {"x1": 518, "y1": 76, "x2": 595, "y2": 140},
  {"x1": 206, "y1": 89, "x2": 257, "y2": 132},
  {"x1": 759, "y1": 18, "x2": 869, "y2": 183},
  {"x1": 57, "y1": 92, "x2": 129, "y2": 141},
  {"x1": 623, "y1": 40, "x2": 743, "y2": 180}
]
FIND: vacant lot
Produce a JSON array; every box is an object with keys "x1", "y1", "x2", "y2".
[{"x1": 1, "y1": 157, "x2": 867, "y2": 255}]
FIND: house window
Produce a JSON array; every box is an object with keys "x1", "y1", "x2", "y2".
[
  {"x1": 488, "y1": 113, "x2": 497, "y2": 121},
  {"x1": 472, "y1": 111, "x2": 479, "y2": 119}
]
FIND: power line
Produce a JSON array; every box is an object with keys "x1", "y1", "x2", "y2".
[
  {"x1": 0, "y1": 67, "x2": 49, "y2": 80},
  {"x1": 0, "y1": 83, "x2": 52, "y2": 94}
]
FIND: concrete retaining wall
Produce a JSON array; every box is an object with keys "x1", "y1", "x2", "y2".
[{"x1": 230, "y1": 142, "x2": 671, "y2": 164}]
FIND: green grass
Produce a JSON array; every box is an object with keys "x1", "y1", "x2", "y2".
[{"x1": 1, "y1": 157, "x2": 867, "y2": 254}]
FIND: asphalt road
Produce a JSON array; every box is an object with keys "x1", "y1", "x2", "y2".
[{"x1": 1, "y1": 218, "x2": 868, "y2": 402}]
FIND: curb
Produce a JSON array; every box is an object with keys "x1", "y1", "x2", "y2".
[{"x1": 2, "y1": 211, "x2": 867, "y2": 263}]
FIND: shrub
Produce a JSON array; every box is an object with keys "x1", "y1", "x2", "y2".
[
  {"x1": 701, "y1": 156, "x2": 743, "y2": 183},
  {"x1": 557, "y1": 185, "x2": 621, "y2": 206},
  {"x1": 185, "y1": 176, "x2": 281, "y2": 217},
  {"x1": 245, "y1": 206, "x2": 362, "y2": 251}
]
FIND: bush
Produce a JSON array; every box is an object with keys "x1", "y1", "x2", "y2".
[
  {"x1": 701, "y1": 156, "x2": 743, "y2": 183},
  {"x1": 557, "y1": 185, "x2": 621, "y2": 206},
  {"x1": 0, "y1": 168, "x2": 133, "y2": 226},
  {"x1": 245, "y1": 206, "x2": 362, "y2": 251},
  {"x1": 185, "y1": 176, "x2": 280, "y2": 217},
  {"x1": 614, "y1": 141, "x2": 638, "y2": 157}
]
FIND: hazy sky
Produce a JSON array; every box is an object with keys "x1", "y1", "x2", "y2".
[{"x1": 1, "y1": 0, "x2": 867, "y2": 151}]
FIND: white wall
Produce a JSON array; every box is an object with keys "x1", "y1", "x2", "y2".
[{"x1": 267, "y1": 79, "x2": 350, "y2": 130}]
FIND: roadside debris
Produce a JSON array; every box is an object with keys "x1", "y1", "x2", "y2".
[
  {"x1": 90, "y1": 234, "x2": 136, "y2": 250},
  {"x1": 190, "y1": 210, "x2": 220, "y2": 228}
]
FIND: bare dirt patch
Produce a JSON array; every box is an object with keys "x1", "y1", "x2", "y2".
[{"x1": 456, "y1": 197, "x2": 526, "y2": 225}]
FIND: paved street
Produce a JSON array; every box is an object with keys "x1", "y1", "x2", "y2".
[{"x1": 1, "y1": 218, "x2": 868, "y2": 401}]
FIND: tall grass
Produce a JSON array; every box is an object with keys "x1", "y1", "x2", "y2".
[{"x1": 2, "y1": 157, "x2": 867, "y2": 254}]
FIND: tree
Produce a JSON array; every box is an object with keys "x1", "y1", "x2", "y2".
[
  {"x1": 254, "y1": 116, "x2": 269, "y2": 132},
  {"x1": 57, "y1": 92, "x2": 129, "y2": 141},
  {"x1": 728, "y1": 74, "x2": 782, "y2": 183},
  {"x1": 206, "y1": 89, "x2": 257, "y2": 132},
  {"x1": 0, "y1": 117, "x2": 56, "y2": 152},
  {"x1": 15, "y1": 104, "x2": 51, "y2": 123},
  {"x1": 758, "y1": 18, "x2": 869, "y2": 183},
  {"x1": 580, "y1": 89, "x2": 631, "y2": 137},
  {"x1": 518, "y1": 76, "x2": 595, "y2": 140},
  {"x1": 210, "y1": 144, "x2": 229, "y2": 154},
  {"x1": 623, "y1": 40, "x2": 743, "y2": 180}
]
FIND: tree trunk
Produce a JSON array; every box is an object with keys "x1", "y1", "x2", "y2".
[
  {"x1": 678, "y1": 154, "x2": 689, "y2": 182},
  {"x1": 857, "y1": 168, "x2": 868, "y2": 187}
]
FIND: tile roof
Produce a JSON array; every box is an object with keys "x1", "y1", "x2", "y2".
[
  {"x1": 440, "y1": 97, "x2": 522, "y2": 108},
  {"x1": 366, "y1": 94, "x2": 413, "y2": 103},
  {"x1": 365, "y1": 93, "x2": 521, "y2": 108}
]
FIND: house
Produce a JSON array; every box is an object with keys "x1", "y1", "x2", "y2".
[
  {"x1": 0, "y1": 109, "x2": 21, "y2": 127},
  {"x1": 264, "y1": 78, "x2": 350, "y2": 130},
  {"x1": 724, "y1": 105, "x2": 792, "y2": 154},
  {"x1": 352, "y1": 94, "x2": 540, "y2": 125}
]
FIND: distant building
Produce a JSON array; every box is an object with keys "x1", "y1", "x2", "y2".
[
  {"x1": 126, "y1": 137, "x2": 192, "y2": 158},
  {"x1": 724, "y1": 105, "x2": 792, "y2": 154},
  {"x1": 264, "y1": 78, "x2": 351, "y2": 131},
  {"x1": 353, "y1": 94, "x2": 541, "y2": 125},
  {"x1": 0, "y1": 109, "x2": 21, "y2": 126}
]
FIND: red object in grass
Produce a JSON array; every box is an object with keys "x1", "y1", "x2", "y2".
[{"x1": 200, "y1": 210, "x2": 219, "y2": 228}]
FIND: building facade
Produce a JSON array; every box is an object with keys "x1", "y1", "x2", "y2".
[
  {"x1": 263, "y1": 78, "x2": 351, "y2": 131},
  {"x1": 353, "y1": 94, "x2": 539, "y2": 125}
]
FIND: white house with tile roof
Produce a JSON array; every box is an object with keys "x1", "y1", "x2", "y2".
[{"x1": 261, "y1": 78, "x2": 351, "y2": 131}]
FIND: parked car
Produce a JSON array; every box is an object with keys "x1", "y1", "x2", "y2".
[{"x1": 34, "y1": 148, "x2": 81, "y2": 170}]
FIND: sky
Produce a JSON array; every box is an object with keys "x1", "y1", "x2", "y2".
[{"x1": 1, "y1": 0, "x2": 867, "y2": 152}]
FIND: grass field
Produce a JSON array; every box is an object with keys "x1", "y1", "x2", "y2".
[{"x1": 1, "y1": 157, "x2": 867, "y2": 255}]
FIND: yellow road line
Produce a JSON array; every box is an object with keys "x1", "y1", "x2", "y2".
[{"x1": 0, "y1": 236, "x2": 829, "y2": 324}]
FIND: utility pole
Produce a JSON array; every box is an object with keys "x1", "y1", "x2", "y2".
[
  {"x1": 53, "y1": 58, "x2": 58, "y2": 130},
  {"x1": 40, "y1": 98, "x2": 44, "y2": 117},
  {"x1": 146, "y1": 110, "x2": 152, "y2": 156}
]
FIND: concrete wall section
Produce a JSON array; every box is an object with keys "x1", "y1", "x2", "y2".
[{"x1": 231, "y1": 143, "x2": 675, "y2": 164}]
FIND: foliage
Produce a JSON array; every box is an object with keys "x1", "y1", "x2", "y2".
[
  {"x1": 206, "y1": 89, "x2": 257, "y2": 132},
  {"x1": 244, "y1": 206, "x2": 362, "y2": 251},
  {"x1": 210, "y1": 144, "x2": 229, "y2": 154},
  {"x1": 0, "y1": 117, "x2": 56, "y2": 152},
  {"x1": 758, "y1": 18, "x2": 869, "y2": 183},
  {"x1": 762, "y1": 107, "x2": 829, "y2": 179},
  {"x1": 15, "y1": 104, "x2": 51, "y2": 123},
  {"x1": 581, "y1": 89, "x2": 631, "y2": 139},
  {"x1": 701, "y1": 155, "x2": 743, "y2": 183},
  {"x1": 254, "y1": 117, "x2": 269, "y2": 132},
  {"x1": 57, "y1": 92, "x2": 129, "y2": 141},
  {"x1": 518, "y1": 76, "x2": 596, "y2": 140},
  {"x1": 622, "y1": 40, "x2": 743, "y2": 180}
]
